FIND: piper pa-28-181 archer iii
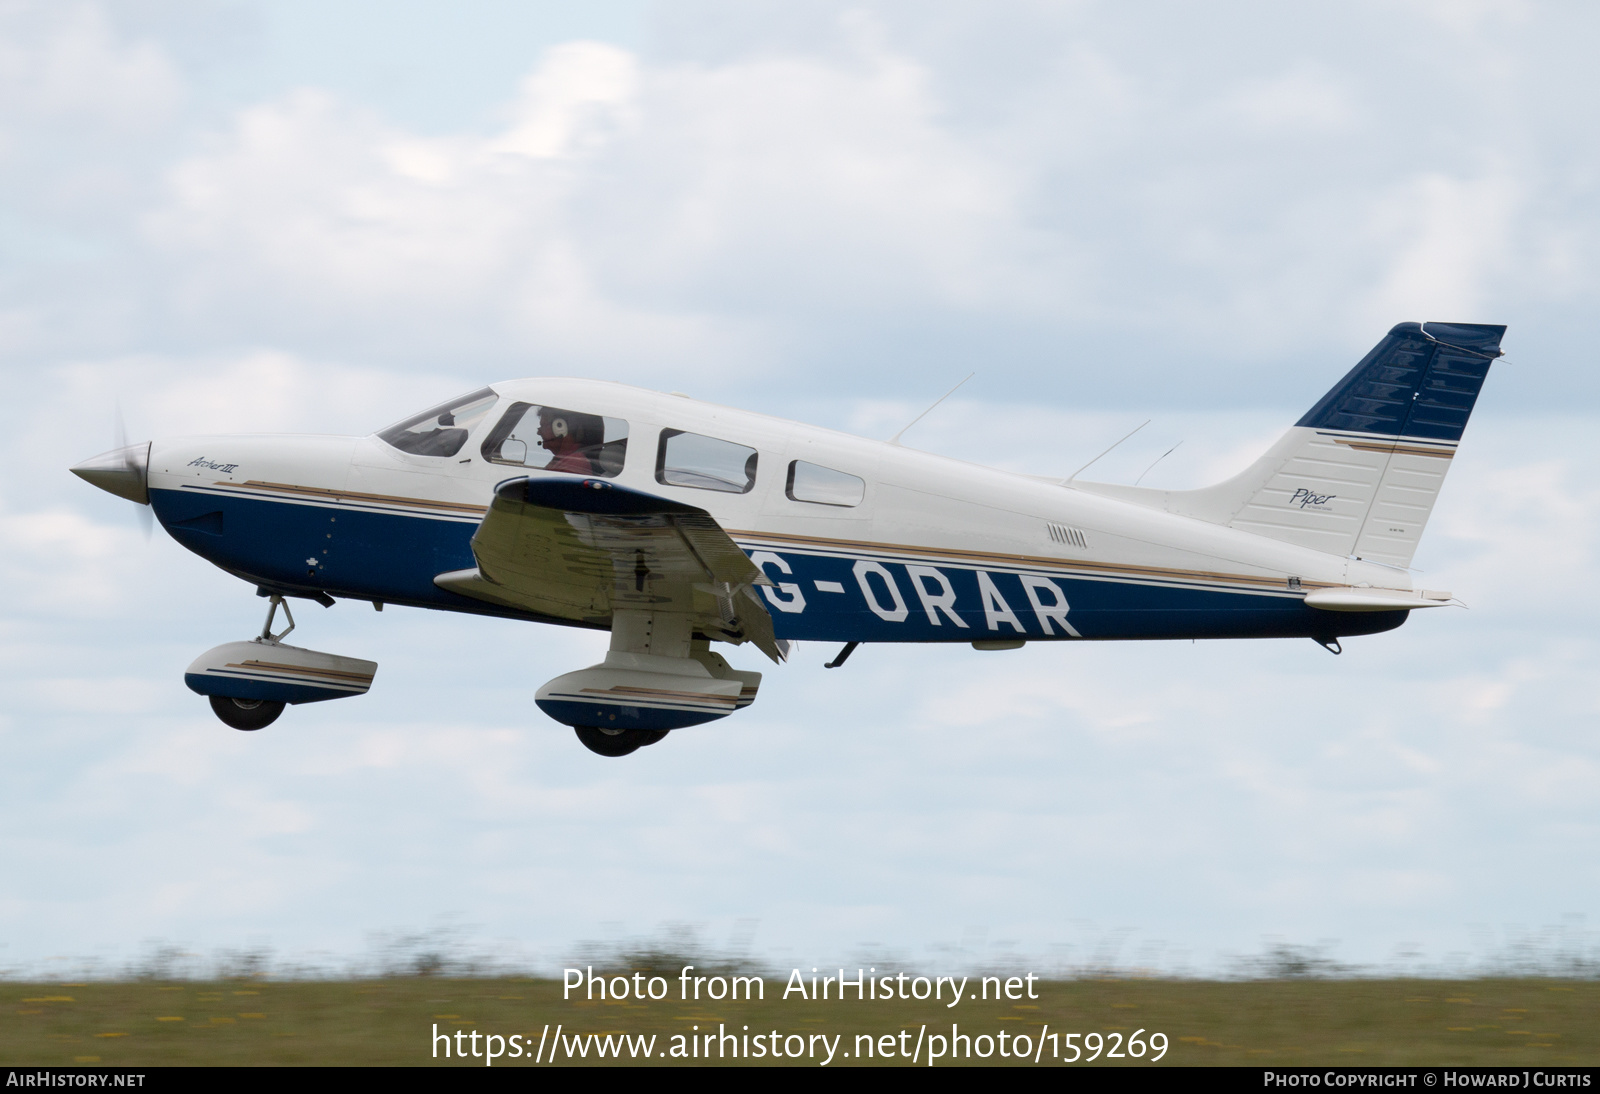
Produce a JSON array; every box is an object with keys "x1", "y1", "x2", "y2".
[{"x1": 72, "y1": 321, "x2": 1502, "y2": 756}]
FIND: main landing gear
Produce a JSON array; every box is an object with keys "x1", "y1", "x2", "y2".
[
  {"x1": 573, "y1": 726, "x2": 669, "y2": 757},
  {"x1": 537, "y1": 611, "x2": 764, "y2": 758}
]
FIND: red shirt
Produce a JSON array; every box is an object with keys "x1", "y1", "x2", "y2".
[{"x1": 544, "y1": 438, "x2": 597, "y2": 474}]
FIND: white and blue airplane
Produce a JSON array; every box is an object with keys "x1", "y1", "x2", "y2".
[{"x1": 72, "y1": 321, "x2": 1501, "y2": 756}]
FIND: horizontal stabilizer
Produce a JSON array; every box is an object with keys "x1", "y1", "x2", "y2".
[{"x1": 1303, "y1": 587, "x2": 1453, "y2": 612}]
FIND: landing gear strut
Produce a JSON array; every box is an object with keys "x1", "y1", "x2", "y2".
[{"x1": 260, "y1": 594, "x2": 295, "y2": 642}]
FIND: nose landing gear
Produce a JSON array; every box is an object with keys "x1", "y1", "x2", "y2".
[{"x1": 184, "y1": 594, "x2": 379, "y2": 731}]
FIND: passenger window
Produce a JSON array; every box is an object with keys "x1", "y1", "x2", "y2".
[
  {"x1": 656, "y1": 430, "x2": 757, "y2": 494},
  {"x1": 786, "y1": 460, "x2": 864, "y2": 507},
  {"x1": 377, "y1": 389, "x2": 499, "y2": 458},
  {"x1": 480, "y1": 403, "x2": 628, "y2": 476}
]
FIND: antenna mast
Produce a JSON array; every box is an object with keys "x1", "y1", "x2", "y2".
[
  {"x1": 889, "y1": 373, "x2": 975, "y2": 445},
  {"x1": 1065, "y1": 420, "x2": 1149, "y2": 484}
]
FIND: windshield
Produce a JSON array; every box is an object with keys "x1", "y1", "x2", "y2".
[{"x1": 377, "y1": 388, "x2": 499, "y2": 457}]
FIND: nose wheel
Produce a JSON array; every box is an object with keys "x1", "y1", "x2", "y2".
[
  {"x1": 574, "y1": 726, "x2": 669, "y2": 757},
  {"x1": 210, "y1": 695, "x2": 284, "y2": 731},
  {"x1": 204, "y1": 595, "x2": 298, "y2": 730}
]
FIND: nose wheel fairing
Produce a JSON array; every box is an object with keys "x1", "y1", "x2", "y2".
[
  {"x1": 183, "y1": 639, "x2": 377, "y2": 705},
  {"x1": 186, "y1": 596, "x2": 378, "y2": 728}
]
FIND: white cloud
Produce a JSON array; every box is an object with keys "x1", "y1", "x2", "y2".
[
  {"x1": 146, "y1": 79, "x2": 764, "y2": 373},
  {"x1": 54, "y1": 350, "x2": 465, "y2": 439},
  {"x1": 0, "y1": 0, "x2": 184, "y2": 232},
  {"x1": 0, "y1": 507, "x2": 138, "y2": 614},
  {"x1": 1361, "y1": 171, "x2": 1521, "y2": 325},
  {"x1": 1397, "y1": 0, "x2": 1531, "y2": 34},
  {"x1": 3, "y1": 1, "x2": 1590, "y2": 399},
  {"x1": 609, "y1": 43, "x2": 1025, "y2": 309},
  {"x1": 1218, "y1": 64, "x2": 1359, "y2": 135},
  {"x1": 491, "y1": 41, "x2": 639, "y2": 159},
  {"x1": 134, "y1": 26, "x2": 1040, "y2": 372},
  {"x1": 0, "y1": 2, "x2": 181, "y2": 138}
]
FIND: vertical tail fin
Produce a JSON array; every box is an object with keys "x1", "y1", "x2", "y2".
[{"x1": 1078, "y1": 322, "x2": 1504, "y2": 567}]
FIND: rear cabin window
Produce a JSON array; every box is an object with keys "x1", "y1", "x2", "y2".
[
  {"x1": 656, "y1": 430, "x2": 757, "y2": 494},
  {"x1": 377, "y1": 389, "x2": 499, "y2": 458},
  {"x1": 786, "y1": 460, "x2": 864, "y2": 507},
  {"x1": 480, "y1": 403, "x2": 628, "y2": 477}
]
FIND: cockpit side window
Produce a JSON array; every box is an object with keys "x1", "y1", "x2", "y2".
[
  {"x1": 480, "y1": 402, "x2": 629, "y2": 477},
  {"x1": 377, "y1": 388, "x2": 499, "y2": 458}
]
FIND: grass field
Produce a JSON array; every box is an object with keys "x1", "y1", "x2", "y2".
[{"x1": 4, "y1": 977, "x2": 1598, "y2": 1066}]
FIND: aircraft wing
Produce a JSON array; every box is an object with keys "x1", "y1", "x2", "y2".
[{"x1": 434, "y1": 477, "x2": 787, "y2": 663}]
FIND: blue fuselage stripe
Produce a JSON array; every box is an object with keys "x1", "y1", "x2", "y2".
[{"x1": 151, "y1": 487, "x2": 1405, "y2": 642}]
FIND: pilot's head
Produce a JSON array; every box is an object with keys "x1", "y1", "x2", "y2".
[
  {"x1": 537, "y1": 408, "x2": 571, "y2": 446},
  {"x1": 537, "y1": 407, "x2": 601, "y2": 448}
]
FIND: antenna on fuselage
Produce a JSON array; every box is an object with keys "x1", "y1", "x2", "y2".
[
  {"x1": 1064, "y1": 419, "x2": 1150, "y2": 484},
  {"x1": 1134, "y1": 440, "x2": 1183, "y2": 486},
  {"x1": 888, "y1": 372, "x2": 974, "y2": 445}
]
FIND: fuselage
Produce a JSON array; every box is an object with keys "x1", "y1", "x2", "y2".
[{"x1": 144, "y1": 378, "x2": 1409, "y2": 645}]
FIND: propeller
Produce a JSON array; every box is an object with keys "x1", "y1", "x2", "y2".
[
  {"x1": 70, "y1": 406, "x2": 153, "y2": 539},
  {"x1": 116, "y1": 407, "x2": 154, "y2": 540}
]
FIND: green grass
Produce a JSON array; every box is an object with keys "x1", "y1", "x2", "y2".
[{"x1": 3, "y1": 978, "x2": 1597, "y2": 1066}]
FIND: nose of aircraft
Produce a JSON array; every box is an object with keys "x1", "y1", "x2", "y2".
[{"x1": 70, "y1": 442, "x2": 151, "y2": 505}]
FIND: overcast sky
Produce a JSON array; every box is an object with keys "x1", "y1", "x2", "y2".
[{"x1": 3, "y1": 0, "x2": 1598, "y2": 977}]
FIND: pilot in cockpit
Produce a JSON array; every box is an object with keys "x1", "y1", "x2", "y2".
[{"x1": 536, "y1": 407, "x2": 606, "y2": 474}]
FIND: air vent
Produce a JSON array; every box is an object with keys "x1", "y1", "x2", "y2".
[{"x1": 1047, "y1": 522, "x2": 1088, "y2": 550}]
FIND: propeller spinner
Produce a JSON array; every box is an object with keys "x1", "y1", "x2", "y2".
[{"x1": 70, "y1": 441, "x2": 151, "y2": 505}]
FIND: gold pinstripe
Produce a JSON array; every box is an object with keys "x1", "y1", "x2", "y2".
[
  {"x1": 1326, "y1": 438, "x2": 1455, "y2": 459},
  {"x1": 186, "y1": 481, "x2": 1329, "y2": 599},
  {"x1": 727, "y1": 528, "x2": 1330, "y2": 594},
  {"x1": 223, "y1": 479, "x2": 489, "y2": 515}
]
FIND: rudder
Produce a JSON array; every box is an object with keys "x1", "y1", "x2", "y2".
[{"x1": 1285, "y1": 321, "x2": 1502, "y2": 566}]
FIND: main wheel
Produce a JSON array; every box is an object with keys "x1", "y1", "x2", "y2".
[
  {"x1": 635, "y1": 729, "x2": 668, "y2": 747},
  {"x1": 209, "y1": 695, "x2": 285, "y2": 731},
  {"x1": 574, "y1": 725, "x2": 643, "y2": 757}
]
